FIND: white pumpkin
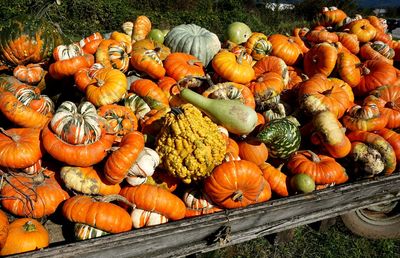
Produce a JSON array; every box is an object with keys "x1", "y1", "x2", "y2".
[
  {"x1": 131, "y1": 208, "x2": 168, "y2": 228},
  {"x1": 126, "y1": 147, "x2": 160, "y2": 186}
]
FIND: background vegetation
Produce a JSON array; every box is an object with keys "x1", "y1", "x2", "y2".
[
  {"x1": 0, "y1": 0, "x2": 388, "y2": 41},
  {"x1": 195, "y1": 220, "x2": 400, "y2": 258}
]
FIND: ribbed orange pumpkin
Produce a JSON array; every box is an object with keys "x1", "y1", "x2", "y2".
[
  {"x1": 85, "y1": 67, "x2": 128, "y2": 107},
  {"x1": 0, "y1": 218, "x2": 49, "y2": 256},
  {"x1": 268, "y1": 34, "x2": 303, "y2": 66},
  {"x1": 203, "y1": 160, "x2": 266, "y2": 209},
  {"x1": 259, "y1": 162, "x2": 289, "y2": 197},
  {"x1": 237, "y1": 138, "x2": 268, "y2": 166},
  {"x1": 0, "y1": 127, "x2": 42, "y2": 169},
  {"x1": 1, "y1": 170, "x2": 70, "y2": 218},
  {"x1": 303, "y1": 42, "x2": 338, "y2": 77},
  {"x1": 298, "y1": 73, "x2": 352, "y2": 118},
  {"x1": 104, "y1": 131, "x2": 145, "y2": 184},
  {"x1": 62, "y1": 195, "x2": 132, "y2": 234},
  {"x1": 287, "y1": 150, "x2": 348, "y2": 185},
  {"x1": 120, "y1": 184, "x2": 186, "y2": 221},
  {"x1": 211, "y1": 50, "x2": 254, "y2": 84}
]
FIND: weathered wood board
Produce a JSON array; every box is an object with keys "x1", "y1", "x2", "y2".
[{"x1": 13, "y1": 173, "x2": 400, "y2": 258}]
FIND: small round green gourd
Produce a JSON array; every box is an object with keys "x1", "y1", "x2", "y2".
[{"x1": 179, "y1": 88, "x2": 258, "y2": 135}]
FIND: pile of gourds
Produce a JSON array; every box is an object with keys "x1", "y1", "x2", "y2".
[{"x1": 0, "y1": 6, "x2": 399, "y2": 256}]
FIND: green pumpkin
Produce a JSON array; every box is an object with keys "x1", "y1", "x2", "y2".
[
  {"x1": 256, "y1": 118, "x2": 301, "y2": 159},
  {"x1": 0, "y1": 15, "x2": 63, "y2": 70},
  {"x1": 164, "y1": 24, "x2": 221, "y2": 66}
]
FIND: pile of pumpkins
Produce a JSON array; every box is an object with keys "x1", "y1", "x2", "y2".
[{"x1": 0, "y1": 6, "x2": 399, "y2": 255}]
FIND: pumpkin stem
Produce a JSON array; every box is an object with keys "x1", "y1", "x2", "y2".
[
  {"x1": 95, "y1": 194, "x2": 135, "y2": 209},
  {"x1": 0, "y1": 128, "x2": 20, "y2": 142},
  {"x1": 306, "y1": 150, "x2": 321, "y2": 163},
  {"x1": 23, "y1": 221, "x2": 37, "y2": 232},
  {"x1": 176, "y1": 75, "x2": 209, "y2": 90},
  {"x1": 232, "y1": 190, "x2": 243, "y2": 202}
]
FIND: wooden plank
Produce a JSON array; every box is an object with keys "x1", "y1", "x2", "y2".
[{"x1": 13, "y1": 173, "x2": 400, "y2": 258}]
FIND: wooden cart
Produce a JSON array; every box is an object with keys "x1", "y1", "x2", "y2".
[{"x1": 12, "y1": 173, "x2": 400, "y2": 258}]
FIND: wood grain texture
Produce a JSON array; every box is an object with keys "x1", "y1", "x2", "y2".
[{"x1": 15, "y1": 173, "x2": 400, "y2": 258}]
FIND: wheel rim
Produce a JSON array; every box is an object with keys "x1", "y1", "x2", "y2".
[{"x1": 356, "y1": 201, "x2": 400, "y2": 226}]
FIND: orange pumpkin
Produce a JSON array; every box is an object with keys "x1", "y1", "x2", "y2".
[
  {"x1": 104, "y1": 131, "x2": 145, "y2": 184},
  {"x1": 0, "y1": 91, "x2": 52, "y2": 128},
  {"x1": 129, "y1": 78, "x2": 170, "y2": 110},
  {"x1": 259, "y1": 162, "x2": 289, "y2": 197},
  {"x1": 298, "y1": 73, "x2": 351, "y2": 118},
  {"x1": 164, "y1": 52, "x2": 205, "y2": 83},
  {"x1": 79, "y1": 32, "x2": 103, "y2": 55},
  {"x1": 86, "y1": 67, "x2": 128, "y2": 107},
  {"x1": 97, "y1": 104, "x2": 138, "y2": 141},
  {"x1": 268, "y1": 34, "x2": 303, "y2": 66},
  {"x1": 244, "y1": 32, "x2": 272, "y2": 61},
  {"x1": 0, "y1": 210, "x2": 9, "y2": 250},
  {"x1": 336, "y1": 32, "x2": 360, "y2": 55},
  {"x1": 95, "y1": 39, "x2": 130, "y2": 73},
  {"x1": 345, "y1": 19, "x2": 377, "y2": 43},
  {"x1": 316, "y1": 6, "x2": 347, "y2": 27},
  {"x1": 0, "y1": 127, "x2": 42, "y2": 169},
  {"x1": 342, "y1": 102, "x2": 388, "y2": 131},
  {"x1": 0, "y1": 218, "x2": 49, "y2": 256},
  {"x1": 1, "y1": 170, "x2": 70, "y2": 218},
  {"x1": 13, "y1": 63, "x2": 44, "y2": 85},
  {"x1": 336, "y1": 51, "x2": 362, "y2": 87},
  {"x1": 130, "y1": 39, "x2": 170, "y2": 80},
  {"x1": 120, "y1": 184, "x2": 186, "y2": 221},
  {"x1": 41, "y1": 123, "x2": 115, "y2": 167},
  {"x1": 287, "y1": 150, "x2": 348, "y2": 185},
  {"x1": 248, "y1": 72, "x2": 285, "y2": 111},
  {"x1": 132, "y1": 15, "x2": 152, "y2": 42},
  {"x1": 62, "y1": 195, "x2": 132, "y2": 234},
  {"x1": 49, "y1": 53, "x2": 94, "y2": 80},
  {"x1": 212, "y1": 50, "x2": 254, "y2": 84},
  {"x1": 303, "y1": 42, "x2": 338, "y2": 77},
  {"x1": 305, "y1": 29, "x2": 339, "y2": 44},
  {"x1": 359, "y1": 41, "x2": 394, "y2": 65},
  {"x1": 363, "y1": 85, "x2": 400, "y2": 129},
  {"x1": 203, "y1": 160, "x2": 266, "y2": 209},
  {"x1": 355, "y1": 60, "x2": 397, "y2": 96},
  {"x1": 237, "y1": 138, "x2": 268, "y2": 166},
  {"x1": 252, "y1": 55, "x2": 289, "y2": 86}
]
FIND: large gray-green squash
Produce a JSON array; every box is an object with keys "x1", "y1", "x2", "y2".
[{"x1": 164, "y1": 24, "x2": 221, "y2": 67}]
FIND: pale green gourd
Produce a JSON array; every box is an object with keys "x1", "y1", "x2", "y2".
[{"x1": 179, "y1": 88, "x2": 258, "y2": 135}]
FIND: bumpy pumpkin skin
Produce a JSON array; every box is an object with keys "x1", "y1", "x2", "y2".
[
  {"x1": 164, "y1": 24, "x2": 221, "y2": 66},
  {"x1": 0, "y1": 16, "x2": 63, "y2": 70}
]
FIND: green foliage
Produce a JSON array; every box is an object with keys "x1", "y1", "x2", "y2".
[
  {"x1": 198, "y1": 221, "x2": 400, "y2": 258},
  {"x1": 0, "y1": 0, "x2": 310, "y2": 41}
]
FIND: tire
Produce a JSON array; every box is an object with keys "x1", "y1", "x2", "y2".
[{"x1": 341, "y1": 201, "x2": 400, "y2": 239}]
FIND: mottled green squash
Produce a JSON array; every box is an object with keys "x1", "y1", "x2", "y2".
[
  {"x1": 0, "y1": 16, "x2": 63, "y2": 70},
  {"x1": 256, "y1": 118, "x2": 301, "y2": 159}
]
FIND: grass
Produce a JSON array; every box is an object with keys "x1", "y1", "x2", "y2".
[{"x1": 194, "y1": 219, "x2": 400, "y2": 258}]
